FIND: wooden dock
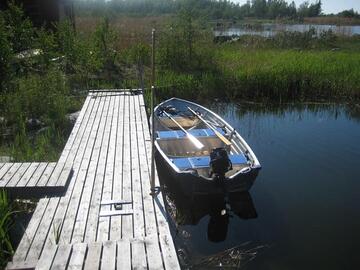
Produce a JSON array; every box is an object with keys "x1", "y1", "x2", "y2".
[
  {"x1": 0, "y1": 162, "x2": 72, "y2": 198},
  {"x1": 6, "y1": 90, "x2": 180, "y2": 270}
]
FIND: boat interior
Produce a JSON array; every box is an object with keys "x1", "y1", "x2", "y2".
[{"x1": 156, "y1": 124, "x2": 250, "y2": 178}]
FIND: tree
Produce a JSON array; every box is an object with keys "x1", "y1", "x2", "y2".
[{"x1": 252, "y1": 0, "x2": 267, "y2": 17}]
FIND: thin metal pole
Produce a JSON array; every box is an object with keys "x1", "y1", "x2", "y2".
[
  {"x1": 150, "y1": 29, "x2": 156, "y2": 194},
  {"x1": 151, "y1": 29, "x2": 156, "y2": 87}
]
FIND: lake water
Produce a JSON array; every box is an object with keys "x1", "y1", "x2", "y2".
[
  {"x1": 214, "y1": 24, "x2": 360, "y2": 37},
  {"x1": 159, "y1": 102, "x2": 360, "y2": 269}
]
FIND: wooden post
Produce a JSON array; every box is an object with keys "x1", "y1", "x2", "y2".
[{"x1": 150, "y1": 29, "x2": 156, "y2": 194}]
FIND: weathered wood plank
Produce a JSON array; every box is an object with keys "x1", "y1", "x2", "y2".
[
  {"x1": 134, "y1": 94, "x2": 165, "y2": 270},
  {"x1": 6, "y1": 260, "x2": 37, "y2": 270},
  {"x1": 40, "y1": 93, "x2": 99, "y2": 252},
  {"x1": 35, "y1": 244, "x2": 58, "y2": 270},
  {"x1": 116, "y1": 240, "x2": 131, "y2": 270},
  {"x1": 0, "y1": 163, "x2": 22, "y2": 187},
  {"x1": 26, "y1": 197, "x2": 61, "y2": 261},
  {"x1": 121, "y1": 94, "x2": 133, "y2": 240},
  {"x1": 36, "y1": 163, "x2": 56, "y2": 187},
  {"x1": 97, "y1": 93, "x2": 117, "y2": 241},
  {"x1": 134, "y1": 94, "x2": 158, "y2": 237},
  {"x1": 131, "y1": 239, "x2": 147, "y2": 270},
  {"x1": 72, "y1": 93, "x2": 112, "y2": 243},
  {"x1": 137, "y1": 94, "x2": 181, "y2": 270},
  {"x1": 43, "y1": 93, "x2": 99, "y2": 247},
  {"x1": 0, "y1": 163, "x2": 14, "y2": 182},
  {"x1": 67, "y1": 243, "x2": 87, "y2": 270},
  {"x1": 145, "y1": 236, "x2": 164, "y2": 270},
  {"x1": 61, "y1": 93, "x2": 108, "y2": 244},
  {"x1": 129, "y1": 95, "x2": 146, "y2": 240},
  {"x1": 12, "y1": 198, "x2": 50, "y2": 262},
  {"x1": 26, "y1": 163, "x2": 48, "y2": 187},
  {"x1": 6, "y1": 163, "x2": 31, "y2": 187},
  {"x1": 83, "y1": 242, "x2": 102, "y2": 270},
  {"x1": 100, "y1": 241, "x2": 116, "y2": 270},
  {"x1": 110, "y1": 94, "x2": 125, "y2": 240},
  {"x1": 16, "y1": 163, "x2": 40, "y2": 187},
  {"x1": 50, "y1": 244, "x2": 72, "y2": 270},
  {"x1": 84, "y1": 93, "x2": 114, "y2": 242}
]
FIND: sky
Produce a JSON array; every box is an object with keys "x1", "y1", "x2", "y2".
[{"x1": 231, "y1": 0, "x2": 360, "y2": 14}]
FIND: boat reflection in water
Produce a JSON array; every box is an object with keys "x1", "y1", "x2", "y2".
[
  {"x1": 165, "y1": 189, "x2": 257, "y2": 243},
  {"x1": 158, "y1": 160, "x2": 262, "y2": 268},
  {"x1": 160, "y1": 161, "x2": 258, "y2": 243}
]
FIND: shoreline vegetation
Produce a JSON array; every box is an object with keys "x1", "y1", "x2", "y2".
[{"x1": 1, "y1": 2, "x2": 360, "y2": 162}]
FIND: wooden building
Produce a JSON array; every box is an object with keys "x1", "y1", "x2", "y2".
[{"x1": 0, "y1": 0, "x2": 74, "y2": 28}]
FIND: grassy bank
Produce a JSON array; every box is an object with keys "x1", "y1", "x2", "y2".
[
  {"x1": 215, "y1": 46, "x2": 360, "y2": 101},
  {"x1": 155, "y1": 30, "x2": 360, "y2": 102}
]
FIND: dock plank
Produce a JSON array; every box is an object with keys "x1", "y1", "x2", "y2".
[
  {"x1": 0, "y1": 163, "x2": 22, "y2": 187},
  {"x1": 0, "y1": 163, "x2": 14, "y2": 182},
  {"x1": 117, "y1": 240, "x2": 131, "y2": 270},
  {"x1": 131, "y1": 239, "x2": 147, "y2": 270},
  {"x1": 26, "y1": 163, "x2": 48, "y2": 187},
  {"x1": 100, "y1": 241, "x2": 116, "y2": 270},
  {"x1": 137, "y1": 94, "x2": 181, "y2": 270},
  {"x1": 42, "y1": 94, "x2": 100, "y2": 250},
  {"x1": 16, "y1": 163, "x2": 40, "y2": 187},
  {"x1": 97, "y1": 93, "x2": 117, "y2": 241},
  {"x1": 35, "y1": 244, "x2": 58, "y2": 270},
  {"x1": 50, "y1": 244, "x2": 72, "y2": 270},
  {"x1": 72, "y1": 93, "x2": 112, "y2": 243},
  {"x1": 7, "y1": 163, "x2": 27, "y2": 182},
  {"x1": 12, "y1": 198, "x2": 50, "y2": 262},
  {"x1": 110, "y1": 94, "x2": 125, "y2": 240},
  {"x1": 67, "y1": 243, "x2": 87, "y2": 270},
  {"x1": 60, "y1": 93, "x2": 107, "y2": 244},
  {"x1": 121, "y1": 94, "x2": 133, "y2": 240},
  {"x1": 130, "y1": 96, "x2": 146, "y2": 240},
  {"x1": 26, "y1": 197, "x2": 61, "y2": 261},
  {"x1": 84, "y1": 93, "x2": 113, "y2": 242},
  {"x1": 83, "y1": 242, "x2": 102, "y2": 270},
  {"x1": 36, "y1": 163, "x2": 56, "y2": 187}
]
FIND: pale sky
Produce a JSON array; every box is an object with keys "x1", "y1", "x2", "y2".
[{"x1": 231, "y1": 0, "x2": 360, "y2": 14}]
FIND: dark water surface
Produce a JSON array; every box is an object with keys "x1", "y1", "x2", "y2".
[{"x1": 160, "y1": 102, "x2": 360, "y2": 269}]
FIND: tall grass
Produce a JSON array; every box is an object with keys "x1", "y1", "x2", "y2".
[
  {"x1": 155, "y1": 26, "x2": 360, "y2": 102},
  {"x1": 0, "y1": 190, "x2": 14, "y2": 269},
  {"x1": 216, "y1": 47, "x2": 360, "y2": 101}
]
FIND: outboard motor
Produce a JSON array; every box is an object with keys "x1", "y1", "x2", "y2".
[{"x1": 209, "y1": 148, "x2": 232, "y2": 180}]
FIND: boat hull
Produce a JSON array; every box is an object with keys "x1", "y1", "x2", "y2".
[{"x1": 156, "y1": 151, "x2": 259, "y2": 197}]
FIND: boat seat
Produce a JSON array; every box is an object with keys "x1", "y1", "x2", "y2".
[
  {"x1": 157, "y1": 128, "x2": 225, "y2": 140},
  {"x1": 171, "y1": 153, "x2": 248, "y2": 170}
]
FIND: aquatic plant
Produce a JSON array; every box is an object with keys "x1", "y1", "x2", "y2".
[{"x1": 0, "y1": 190, "x2": 14, "y2": 269}]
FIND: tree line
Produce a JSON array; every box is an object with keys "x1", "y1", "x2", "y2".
[{"x1": 75, "y1": 0, "x2": 325, "y2": 19}]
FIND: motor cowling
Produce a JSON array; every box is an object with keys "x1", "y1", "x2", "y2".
[{"x1": 209, "y1": 148, "x2": 232, "y2": 178}]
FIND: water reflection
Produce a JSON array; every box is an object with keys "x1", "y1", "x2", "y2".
[
  {"x1": 164, "y1": 188, "x2": 258, "y2": 243},
  {"x1": 214, "y1": 24, "x2": 360, "y2": 37}
]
